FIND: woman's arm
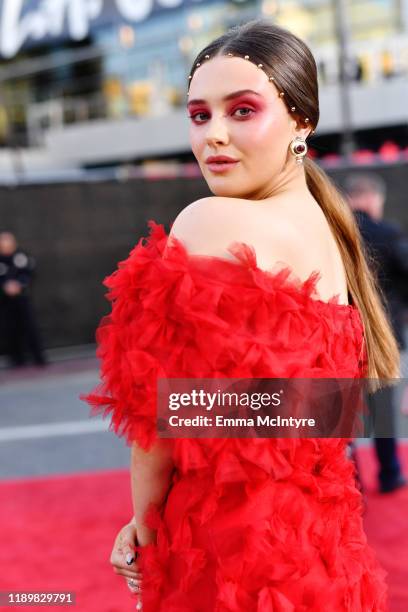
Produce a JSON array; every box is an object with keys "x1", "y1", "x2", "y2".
[{"x1": 130, "y1": 439, "x2": 175, "y2": 546}]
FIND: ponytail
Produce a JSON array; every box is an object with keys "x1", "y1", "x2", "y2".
[
  {"x1": 304, "y1": 158, "x2": 400, "y2": 390},
  {"x1": 191, "y1": 18, "x2": 400, "y2": 390}
]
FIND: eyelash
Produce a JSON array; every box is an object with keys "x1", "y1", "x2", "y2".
[{"x1": 188, "y1": 107, "x2": 255, "y2": 123}]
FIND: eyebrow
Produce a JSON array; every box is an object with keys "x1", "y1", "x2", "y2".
[{"x1": 187, "y1": 89, "x2": 262, "y2": 108}]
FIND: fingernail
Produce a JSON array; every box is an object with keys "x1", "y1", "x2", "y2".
[{"x1": 126, "y1": 552, "x2": 135, "y2": 565}]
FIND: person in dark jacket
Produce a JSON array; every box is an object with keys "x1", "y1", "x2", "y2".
[
  {"x1": 0, "y1": 231, "x2": 47, "y2": 367},
  {"x1": 345, "y1": 173, "x2": 407, "y2": 493}
]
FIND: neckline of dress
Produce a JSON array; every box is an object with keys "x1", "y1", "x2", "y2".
[{"x1": 152, "y1": 221, "x2": 358, "y2": 315}]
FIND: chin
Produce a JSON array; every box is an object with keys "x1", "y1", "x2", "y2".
[
  {"x1": 205, "y1": 179, "x2": 245, "y2": 198},
  {"x1": 208, "y1": 185, "x2": 242, "y2": 198}
]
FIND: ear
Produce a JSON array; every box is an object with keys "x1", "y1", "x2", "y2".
[{"x1": 290, "y1": 116, "x2": 313, "y2": 140}]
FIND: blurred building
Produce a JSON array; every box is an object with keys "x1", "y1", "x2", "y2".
[{"x1": 0, "y1": 0, "x2": 407, "y2": 177}]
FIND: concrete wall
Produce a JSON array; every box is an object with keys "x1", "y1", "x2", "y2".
[
  {"x1": 0, "y1": 163, "x2": 407, "y2": 352},
  {"x1": 0, "y1": 176, "x2": 210, "y2": 351}
]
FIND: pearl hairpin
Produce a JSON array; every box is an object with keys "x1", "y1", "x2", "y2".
[{"x1": 187, "y1": 52, "x2": 313, "y2": 130}]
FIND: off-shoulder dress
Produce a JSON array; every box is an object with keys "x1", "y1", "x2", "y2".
[{"x1": 81, "y1": 220, "x2": 387, "y2": 611}]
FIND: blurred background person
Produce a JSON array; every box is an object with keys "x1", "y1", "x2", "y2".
[
  {"x1": 0, "y1": 231, "x2": 47, "y2": 368},
  {"x1": 345, "y1": 173, "x2": 408, "y2": 493}
]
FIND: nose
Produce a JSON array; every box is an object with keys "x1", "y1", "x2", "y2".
[{"x1": 204, "y1": 114, "x2": 230, "y2": 146}]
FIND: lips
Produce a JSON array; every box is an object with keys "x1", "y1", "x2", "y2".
[
  {"x1": 205, "y1": 155, "x2": 239, "y2": 173},
  {"x1": 206, "y1": 160, "x2": 239, "y2": 173},
  {"x1": 205, "y1": 155, "x2": 238, "y2": 164}
]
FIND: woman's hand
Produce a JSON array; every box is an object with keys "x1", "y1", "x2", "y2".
[{"x1": 110, "y1": 517, "x2": 142, "y2": 593}]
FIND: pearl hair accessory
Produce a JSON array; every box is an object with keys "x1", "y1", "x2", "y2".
[{"x1": 187, "y1": 51, "x2": 315, "y2": 134}]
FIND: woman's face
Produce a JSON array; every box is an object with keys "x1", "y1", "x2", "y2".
[{"x1": 187, "y1": 55, "x2": 308, "y2": 200}]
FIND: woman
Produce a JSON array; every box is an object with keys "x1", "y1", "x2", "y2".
[{"x1": 82, "y1": 18, "x2": 400, "y2": 611}]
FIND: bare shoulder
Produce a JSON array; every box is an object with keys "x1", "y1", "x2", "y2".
[
  {"x1": 168, "y1": 195, "x2": 294, "y2": 259},
  {"x1": 167, "y1": 194, "x2": 349, "y2": 303},
  {"x1": 169, "y1": 196, "x2": 235, "y2": 254}
]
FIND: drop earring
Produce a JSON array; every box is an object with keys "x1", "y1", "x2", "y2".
[{"x1": 289, "y1": 136, "x2": 308, "y2": 164}]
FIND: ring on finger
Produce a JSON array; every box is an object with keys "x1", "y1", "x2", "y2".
[{"x1": 127, "y1": 579, "x2": 141, "y2": 592}]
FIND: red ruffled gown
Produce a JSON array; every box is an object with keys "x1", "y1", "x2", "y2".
[{"x1": 81, "y1": 220, "x2": 388, "y2": 611}]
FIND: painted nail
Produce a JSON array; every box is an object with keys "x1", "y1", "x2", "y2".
[{"x1": 126, "y1": 552, "x2": 135, "y2": 565}]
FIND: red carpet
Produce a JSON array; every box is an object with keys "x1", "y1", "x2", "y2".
[
  {"x1": 0, "y1": 445, "x2": 407, "y2": 611},
  {"x1": 357, "y1": 443, "x2": 408, "y2": 612},
  {"x1": 0, "y1": 469, "x2": 135, "y2": 611}
]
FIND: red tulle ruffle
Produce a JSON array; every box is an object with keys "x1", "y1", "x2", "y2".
[{"x1": 81, "y1": 220, "x2": 387, "y2": 611}]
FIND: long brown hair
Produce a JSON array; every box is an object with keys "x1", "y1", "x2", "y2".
[{"x1": 188, "y1": 18, "x2": 400, "y2": 387}]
